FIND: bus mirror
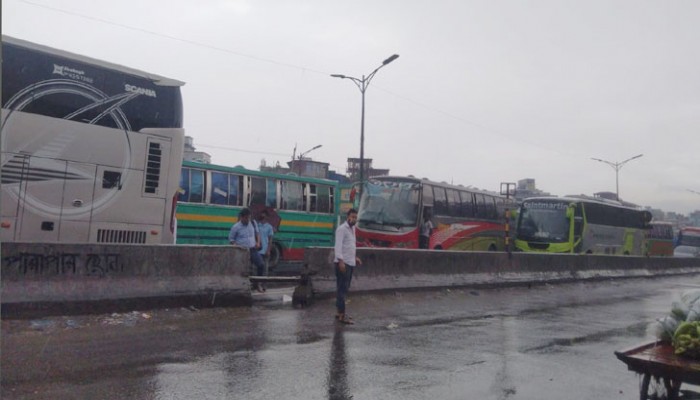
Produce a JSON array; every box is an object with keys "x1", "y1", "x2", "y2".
[{"x1": 642, "y1": 211, "x2": 652, "y2": 224}]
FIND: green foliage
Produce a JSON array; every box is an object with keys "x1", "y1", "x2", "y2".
[{"x1": 673, "y1": 321, "x2": 700, "y2": 358}]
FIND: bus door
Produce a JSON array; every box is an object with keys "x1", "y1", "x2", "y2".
[{"x1": 15, "y1": 157, "x2": 94, "y2": 242}]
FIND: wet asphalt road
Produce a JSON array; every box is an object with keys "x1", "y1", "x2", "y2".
[{"x1": 3, "y1": 274, "x2": 700, "y2": 400}]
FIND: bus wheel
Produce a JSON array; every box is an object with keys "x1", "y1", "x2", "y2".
[
  {"x1": 488, "y1": 244, "x2": 497, "y2": 252},
  {"x1": 268, "y1": 243, "x2": 281, "y2": 268}
]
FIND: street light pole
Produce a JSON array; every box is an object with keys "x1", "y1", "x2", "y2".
[
  {"x1": 331, "y1": 54, "x2": 399, "y2": 193},
  {"x1": 590, "y1": 154, "x2": 644, "y2": 201}
]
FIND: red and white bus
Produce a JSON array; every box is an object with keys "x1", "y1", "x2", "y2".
[
  {"x1": 355, "y1": 176, "x2": 512, "y2": 251},
  {"x1": 675, "y1": 227, "x2": 700, "y2": 258},
  {"x1": 646, "y1": 221, "x2": 674, "y2": 256}
]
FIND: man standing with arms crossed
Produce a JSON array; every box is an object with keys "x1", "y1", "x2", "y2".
[{"x1": 334, "y1": 208, "x2": 362, "y2": 324}]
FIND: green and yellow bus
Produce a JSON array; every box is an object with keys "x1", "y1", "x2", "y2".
[
  {"x1": 514, "y1": 196, "x2": 652, "y2": 255},
  {"x1": 176, "y1": 161, "x2": 340, "y2": 267}
]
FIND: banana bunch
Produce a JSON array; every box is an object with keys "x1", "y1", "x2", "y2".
[{"x1": 673, "y1": 321, "x2": 700, "y2": 358}]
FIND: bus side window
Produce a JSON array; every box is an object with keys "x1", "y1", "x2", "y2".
[
  {"x1": 188, "y1": 169, "x2": 205, "y2": 203},
  {"x1": 266, "y1": 179, "x2": 277, "y2": 208},
  {"x1": 459, "y1": 191, "x2": 474, "y2": 217},
  {"x1": 309, "y1": 184, "x2": 318, "y2": 212},
  {"x1": 434, "y1": 187, "x2": 448, "y2": 216},
  {"x1": 250, "y1": 177, "x2": 266, "y2": 206},
  {"x1": 280, "y1": 181, "x2": 303, "y2": 211},
  {"x1": 178, "y1": 168, "x2": 190, "y2": 202},
  {"x1": 317, "y1": 185, "x2": 331, "y2": 213},
  {"x1": 422, "y1": 184, "x2": 434, "y2": 208},
  {"x1": 485, "y1": 196, "x2": 497, "y2": 219},
  {"x1": 210, "y1": 172, "x2": 228, "y2": 205},
  {"x1": 302, "y1": 183, "x2": 309, "y2": 211},
  {"x1": 573, "y1": 204, "x2": 584, "y2": 237},
  {"x1": 446, "y1": 189, "x2": 461, "y2": 217},
  {"x1": 329, "y1": 186, "x2": 335, "y2": 214},
  {"x1": 229, "y1": 174, "x2": 242, "y2": 206},
  {"x1": 474, "y1": 194, "x2": 486, "y2": 219}
]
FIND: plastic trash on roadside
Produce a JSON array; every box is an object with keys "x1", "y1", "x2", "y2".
[
  {"x1": 687, "y1": 300, "x2": 700, "y2": 322},
  {"x1": 656, "y1": 315, "x2": 681, "y2": 342},
  {"x1": 672, "y1": 301, "x2": 690, "y2": 320},
  {"x1": 681, "y1": 290, "x2": 700, "y2": 309},
  {"x1": 282, "y1": 294, "x2": 292, "y2": 303}
]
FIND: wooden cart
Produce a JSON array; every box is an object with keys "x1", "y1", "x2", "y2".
[{"x1": 615, "y1": 340, "x2": 700, "y2": 400}]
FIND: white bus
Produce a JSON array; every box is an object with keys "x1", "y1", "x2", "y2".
[
  {"x1": 514, "y1": 195, "x2": 652, "y2": 255},
  {"x1": 1, "y1": 36, "x2": 185, "y2": 244}
]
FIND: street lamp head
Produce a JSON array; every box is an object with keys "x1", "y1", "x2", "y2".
[
  {"x1": 383, "y1": 54, "x2": 399, "y2": 65},
  {"x1": 330, "y1": 74, "x2": 346, "y2": 79},
  {"x1": 311, "y1": 144, "x2": 322, "y2": 150}
]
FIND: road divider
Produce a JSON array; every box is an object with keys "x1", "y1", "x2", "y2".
[
  {"x1": 3, "y1": 243, "x2": 699, "y2": 318},
  {"x1": 304, "y1": 247, "x2": 700, "y2": 295}
]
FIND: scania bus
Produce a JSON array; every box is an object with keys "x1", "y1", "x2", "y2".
[
  {"x1": 176, "y1": 161, "x2": 340, "y2": 267},
  {"x1": 514, "y1": 196, "x2": 652, "y2": 255},
  {"x1": 1, "y1": 36, "x2": 185, "y2": 244},
  {"x1": 356, "y1": 176, "x2": 512, "y2": 251}
]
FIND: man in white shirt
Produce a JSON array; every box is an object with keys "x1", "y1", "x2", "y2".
[{"x1": 333, "y1": 208, "x2": 362, "y2": 324}]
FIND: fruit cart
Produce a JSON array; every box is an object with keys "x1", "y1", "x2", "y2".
[{"x1": 615, "y1": 340, "x2": 700, "y2": 400}]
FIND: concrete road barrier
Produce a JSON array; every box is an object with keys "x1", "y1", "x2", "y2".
[
  {"x1": 304, "y1": 247, "x2": 700, "y2": 295},
  {"x1": 1, "y1": 242, "x2": 251, "y2": 318},
  {"x1": 4, "y1": 243, "x2": 700, "y2": 318}
]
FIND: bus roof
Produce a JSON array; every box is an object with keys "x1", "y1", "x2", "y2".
[
  {"x1": 182, "y1": 160, "x2": 340, "y2": 186},
  {"x1": 368, "y1": 175, "x2": 505, "y2": 198},
  {"x1": 523, "y1": 195, "x2": 643, "y2": 211},
  {"x1": 2, "y1": 35, "x2": 185, "y2": 87}
]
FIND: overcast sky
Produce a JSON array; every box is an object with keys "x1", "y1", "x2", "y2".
[{"x1": 4, "y1": 0, "x2": 699, "y2": 215}]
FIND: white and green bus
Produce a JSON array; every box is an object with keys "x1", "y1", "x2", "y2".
[{"x1": 514, "y1": 196, "x2": 652, "y2": 255}]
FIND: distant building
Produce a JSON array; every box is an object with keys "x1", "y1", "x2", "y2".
[
  {"x1": 690, "y1": 210, "x2": 700, "y2": 227},
  {"x1": 260, "y1": 160, "x2": 290, "y2": 175},
  {"x1": 328, "y1": 171, "x2": 352, "y2": 184},
  {"x1": 260, "y1": 158, "x2": 333, "y2": 180},
  {"x1": 346, "y1": 158, "x2": 389, "y2": 181},
  {"x1": 514, "y1": 178, "x2": 551, "y2": 201},
  {"x1": 287, "y1": 158, "x2": 329, "y2": 179},
  {"x1": 183, "y1": 136, "x2": 211, "y2": 164}
]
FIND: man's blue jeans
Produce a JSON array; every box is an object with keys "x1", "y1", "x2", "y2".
[
  {"x1": 335, "y1": 263, "x2": 354, "y2": 314},
  {"x1": 250, "y1": 248, "x2": 265, "y2": 276}
]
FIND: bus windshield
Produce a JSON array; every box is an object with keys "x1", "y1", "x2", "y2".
[
  {"x1": 517, "y1": 200, "x2": 570, "y2": 243},
  {"x1": 358, "y1": 180, "x2": 420, "y2": 229},
  {"x1": 678, "y1": 229, "x2": 700, "y2": 248}
]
